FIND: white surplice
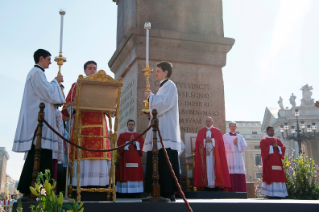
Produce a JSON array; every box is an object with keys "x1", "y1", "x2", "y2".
[
  {"x1": 12, "y1": 66, "x2": 65, "y2": 161},
  {"x1": 143, "y1": 80, "x2": 181, "y2": 152},
  {"x1": 223, "y1": 133, "x2": 247, "y2": 174},
  {"x1": 204, "y1": 126, "x2": 215, "y2": 188},
  {"x1": 71, "y1": 159, "x2": 111, "y2": 186}
]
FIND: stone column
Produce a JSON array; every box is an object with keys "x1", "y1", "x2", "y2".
[{"x1": 109, "y1": 0, "x2": 235, "y2": 139}]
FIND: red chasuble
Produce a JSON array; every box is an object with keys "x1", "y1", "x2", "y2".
[
  {"x1": 194, "y1": 127, "x2": 231, "y2": 188},
  {"x1": 116, "y1": 132, "x2": 144, "y2": 182},
  {"x1": 260, "y1": 137, "x2": 286, "y2": 184},
  {"x1": 62, "y1": 83, "x2": 111, "y2": 160}
]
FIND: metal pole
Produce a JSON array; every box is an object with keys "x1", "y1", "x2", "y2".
[
  {"x1": 31, "y1": 103, "x2": 45, "y2": 198},
  {"x1": 296, "y1": 116, "x2": 302, "y2": 155}
]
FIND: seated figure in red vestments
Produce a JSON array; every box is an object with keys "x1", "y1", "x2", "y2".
[
  {"x1": 115, "y1": 120, "x2": 144, "y2": 197},
  {"x1": 62, "y1": 61, "x2": 111, "y2": 187},
  {"x1": 194, "y1": 117, "x2": 231, "y2": 190},
  {"x1": 260, "y1": 126, "x2": 287, "y2": 198}
]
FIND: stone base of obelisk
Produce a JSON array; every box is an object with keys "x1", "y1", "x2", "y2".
[{"x1": 109, "y1": 28, "x2": 234, "y2": 138}]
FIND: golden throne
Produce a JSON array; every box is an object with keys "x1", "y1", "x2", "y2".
[{"x1": 68, "y1": 70, "x2": 123, "y2": 202}]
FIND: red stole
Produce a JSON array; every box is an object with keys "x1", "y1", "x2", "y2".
[
  {"x1": 115, "y1": 132, "x2": 144, "y2": 182},
  {"x1": 260, "y1": 137, "x2": 286, "y2": 184},
  {"x1": 194, "y1": 127, "x2": 231, "y2": 188}
]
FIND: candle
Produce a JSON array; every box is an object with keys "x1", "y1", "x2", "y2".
[
  {"x1": 59, "y1": 10, "x2": 66, "y2": 53},
  {"x1": 144, "y1": 22, "x2": 151, "y2": 65},
  {"x1": 146, "y1": 29, "x2": 149, "y2": 64}
]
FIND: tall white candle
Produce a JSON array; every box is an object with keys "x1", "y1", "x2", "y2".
[
  {"x1": 144, "y1": 22, "x2": 151, "y2": 65},
  {"x1": 146, "y1": 29, "x2": 149, "y2": 65},
  {"x1": 59, "y1": 10, "x2": 66, "y2": 53}
]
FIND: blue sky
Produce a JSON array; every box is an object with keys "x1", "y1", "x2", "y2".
[{"x1": 1, "y1": 0, "x2": 319, "y2": 180}]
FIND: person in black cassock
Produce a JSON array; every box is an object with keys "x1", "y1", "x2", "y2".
[
  {"x1": 143, "y1": 61, "x2": 181, "y2": 201},
  {"x1": 12, "y1": 49, "x2": 64, "y2": 197}
]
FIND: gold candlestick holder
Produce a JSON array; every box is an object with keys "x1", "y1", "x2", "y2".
[
  {"x1": 140, "y1": 63, "x2": 153, "y2": 114},
  {"x1": 54, "y1": 52, "x2": 67, "y2": 94},
  {"x1": 54, "y1": 52, "x2": 67, "y2": 77}
]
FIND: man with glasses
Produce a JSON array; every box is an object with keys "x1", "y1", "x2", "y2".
[
  {"x1": 223, "y1": 121, "x2": 247, "y2": 192},
  {"x1": 193, "y1": 117, "x2": 230, "y2": 191}
]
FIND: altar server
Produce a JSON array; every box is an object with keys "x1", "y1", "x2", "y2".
[
  {"x1": 223, "y1": 121, "x2": 247, "y2": 192},
  {"x1": 193, "y1": 117, "x2": 231, "y2": 190},
  {"x1": 116, "y1": 120, "x2": 144, "y2": 196},
  {"x1": 13, "y1": 49, "x2": 65, "y2": 195},
  {"x1": 62, "y1": 61, "x2": 111, "y2": 187},
  {"x1": 260, "y1": 126, "x2": 288, "y2": 198},
  {"x1": 143, "y1": 61, "x2": 181, "y2": 201}
]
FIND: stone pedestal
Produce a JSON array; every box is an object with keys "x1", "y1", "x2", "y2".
[{"x1": 109, "y1": 0, "x2": 234, "y2": 139}]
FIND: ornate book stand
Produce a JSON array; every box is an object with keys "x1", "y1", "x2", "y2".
[{"x1": 68, "y1": 70, "x2": 123, "y2": 202}]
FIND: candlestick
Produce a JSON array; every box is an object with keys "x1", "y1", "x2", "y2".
[
  {"x1": 54, "y1": 10, "x2": 67, "y2": 93},
  {"x1": 59, "y1": 10, "x2": 66, "y2": 52},
  {"x1": 144, "y1": 22, "x2": 151, "y2": 65},
  {"x1": 140, "y1": 22, "x2": 153, "y2": 115}
]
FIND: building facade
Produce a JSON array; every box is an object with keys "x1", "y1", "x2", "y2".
[
  {"x1": 225, "y1": 121, "x2": 265, "y2": 182},
  {"x1": 261, "y1": 84, "x2": 319, "y2": 164},
  {"x1": 0, "y1": 148, "x2": 9, "y2": 194}
]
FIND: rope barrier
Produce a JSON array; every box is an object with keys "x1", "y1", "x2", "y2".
[
  {"x1": 157, "y1": 125, "x2": 193, "y2": 212},
  {"x1": 41, "y1": 117, "x2": 192, "y2": 212},
  {"x1": 42, "y1": 118, "x2": 152, "y2": 152}
]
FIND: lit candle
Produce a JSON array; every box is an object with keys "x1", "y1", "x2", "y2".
[
  {"x1": 59, "y1": 10, "x2": 66, "y2": 53},
  {"x1": 144, "y1": 22, "x2": 151, "y2": 65}
]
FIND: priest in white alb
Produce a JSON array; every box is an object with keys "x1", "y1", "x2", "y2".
[
  {"x1": 223, "y1": 121, "x2": 247, "y2": 192},
  {"x1": 12, "y1": 49, "x2": 65, "y2": 196},
  {"x1": 143, "y1": 61, "x2": 181, "y2": 201}
]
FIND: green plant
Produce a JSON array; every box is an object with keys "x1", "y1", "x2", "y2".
[
  {"x1": 283, "y1": 151, "x2": 319, "y2": 199},
  {"x1": 17, "y1": 199, "x2": 23, "y2": 212},
  {"x1": 29, "y1": 169, "x2": 84, "y2": 212}
]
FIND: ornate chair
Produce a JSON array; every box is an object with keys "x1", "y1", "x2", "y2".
[
  {"x1": 184, "y1": 133, "x2": 198, "y2": 192},
  {"x1": 69, "y1": 70, "x2": 123, "y2": 202}
]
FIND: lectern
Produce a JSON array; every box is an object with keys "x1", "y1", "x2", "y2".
[{"x1": 68, "y1": 70, "x2": 123, "y2": 202}]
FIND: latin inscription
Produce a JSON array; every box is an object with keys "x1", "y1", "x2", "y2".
[
  {"x1": 119, "y1": 80, "x2": 136, "y2": 131},
  {"x1": 179, "y1": 109, "x2": 219, "y2": 116}
]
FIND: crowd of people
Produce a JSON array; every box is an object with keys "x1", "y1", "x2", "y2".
[{"x1": 12, "y1": 49, "x2": 288, "y2": 201}]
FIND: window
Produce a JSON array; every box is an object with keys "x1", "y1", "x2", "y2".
[
  {"x1": 256, "y1": 172, "x2": 262, "y2": 179},
  {"x1": 252, "y1": 131, "x2": 257, "y2": 134},
  {"x1": 254, "y1": 146, "x2": 260, "y2": 149},
  {"x1": 255, "y1": 154, "x2": 262, "y2": 166}
]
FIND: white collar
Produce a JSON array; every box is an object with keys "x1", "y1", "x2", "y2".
[
  {"x1": 126, "y1": 129, "x2": 135, "y2": 133},
  {"x1": 206, "y1": 125, "x2": 213, "y2": 130},
  {"x1": 266, "y1": 135, "x2": 274, "y2": 138}
]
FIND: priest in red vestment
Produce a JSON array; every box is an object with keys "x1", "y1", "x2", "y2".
[
  {"x1": 62, "y1": 61, "x2": 111, "y2": 187},
  {"x1": 116, "y1": 120, "x2": 144, "y2": 196},
  {"x1": 260, "y1": 126, "x2": 287, "y2": 198},
  {"x1": 194, "y1": 117, "x2": 231, "y2": 190}
]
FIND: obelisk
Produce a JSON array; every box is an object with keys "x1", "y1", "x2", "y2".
[{"x1": 109, "y1": 0, "x2": 234, "y2": 139}]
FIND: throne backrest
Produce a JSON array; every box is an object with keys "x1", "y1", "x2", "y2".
[{"x1": 73, "y1": 70, "x2": 123, "y2": 113}]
